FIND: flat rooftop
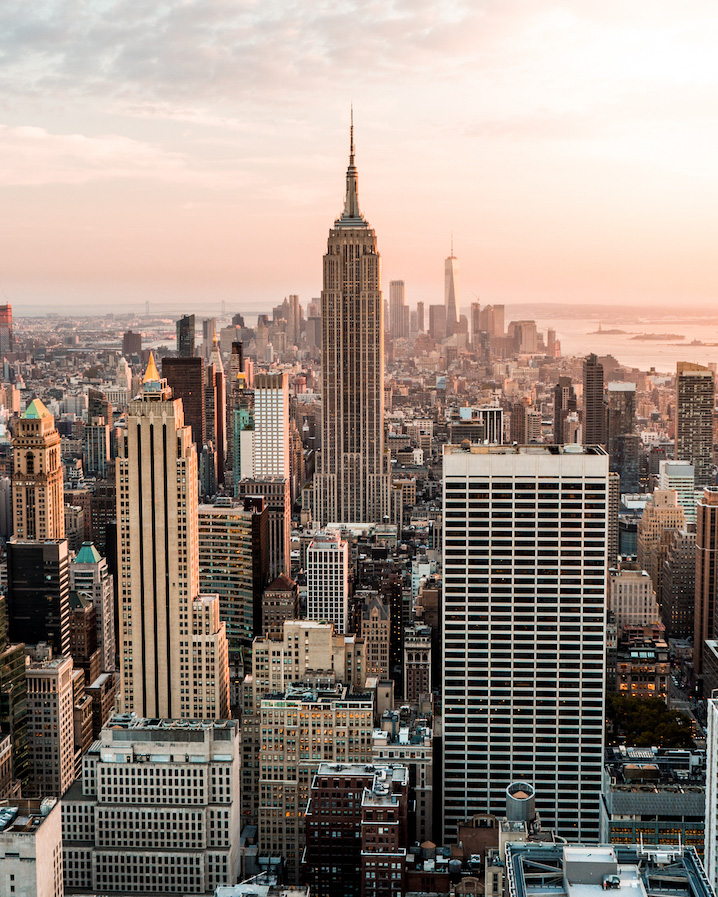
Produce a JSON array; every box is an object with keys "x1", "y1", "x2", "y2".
[
  {"x1": 444, "y1": 443, "x2": 607, "y2": 456},
  {"x1": 105, "y1": 714, "x2": 236, "y2": 731},
  {"x1": 506, "y1": 843, "x2": 712, "y2": 897}
]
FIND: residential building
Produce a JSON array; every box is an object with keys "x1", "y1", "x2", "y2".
[
  {"x1": 61, "y1": 715, "x2": 241, "y2": 895},
  {"x1": 442, "y1": 444, "x2": 607, "y2": 841}
]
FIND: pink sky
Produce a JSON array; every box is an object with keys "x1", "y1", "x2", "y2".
[{"x1": 0, "y1": 0, "x2": 717, "y2": 314}]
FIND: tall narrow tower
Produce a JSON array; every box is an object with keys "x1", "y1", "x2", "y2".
[
  {"x1": 314, "y1": 116, "x2": 389, "y2": 525},
  {"x1": 12, "y1": 398, "x2": 65, "y2": 541},
  {"x1": 116, "y1": 354, "x2": 229, "y2": 718},
  {"x1": 676, "y1": 362, "x2": 715, "y2": 487},
  {"x1": 444, "y1": 242, "x2": 459, "y2": 337}
]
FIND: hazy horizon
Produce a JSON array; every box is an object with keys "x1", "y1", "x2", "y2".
[{"x1": 2, "y1": 1, "x2": 717, "y2": 312}]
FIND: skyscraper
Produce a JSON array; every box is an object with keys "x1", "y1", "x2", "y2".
[
  {"x1": 582, "y1": 354, "x2": 606, "y2": 446},
  {"x1": 12, "y1": 399, "x2": 65, "y2": 541},
  {"x1": 253, "y1": 372, "x2": 290, "y2": 478},
  {"x1": 306, "y1": 531, "x2": 349, "y2": 634},
  {"x1": 313, "y1": 118, "x2": 389, "y2": 525},
  {"x1": 389, "y1": 280, "x2": 408, "y2": 339},
  {"x1": 676, "y1": 362, "x2": 715, "y2": 487},
  {"x1": 0, "y1": 303, "x2": 13, "y2": 354},
  {"x1": 553, "y1": 377, "x2": 577, "y2": 445},
  {"x1": 176, "y1": 313, "x2": 195, "y2": 358},
  {"x1": 116, "y1": 355, "x2": 229, "y2": 718},
  {"x1": 695, "y1": 487, "x2": 718, "y2": 678},
  {"x1": 444, "y1": 245, "x2": 459, "y2": 337},
  {"x1": 442, "y1": 444, "x2": 607, "y2": 841},
  {"x1": 161, "y1": 356, "x2": 206, "y2": 449},
  {"x1": 6, "y1": 540, "x2": 70, "y2": 655}
]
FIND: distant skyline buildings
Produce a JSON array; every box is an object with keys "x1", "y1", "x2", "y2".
[{"x1": 444, "y1": 247, "x2": 459, "y2": 336}]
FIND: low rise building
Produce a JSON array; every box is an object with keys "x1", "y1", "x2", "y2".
[{"x1": 0, "y1": 798, "x2": 63, "y2": 897}]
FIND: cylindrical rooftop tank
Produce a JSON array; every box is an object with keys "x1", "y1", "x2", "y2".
[{"x1": 505, "y1": 781, "x2": 536, "y2": 822}]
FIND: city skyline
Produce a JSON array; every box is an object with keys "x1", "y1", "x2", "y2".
[{"x1": 1, "y1": 2, "x2": 717, "y2": 311}]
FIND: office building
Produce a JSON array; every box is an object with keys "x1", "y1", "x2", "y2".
[
  {"x1": 442, "y1": 444, "x2": 607, "y2": 841},
  {"x1": 637, "y1": 490, "x2": 686, "y2": 599},
  {"x1": 553, "y1": 377, "x2": 577, "y2": 445},
  {"x1": 237, "y1": 477, "x2": 290, "y2": 579},
  {"x1": 416, "y1": 300, "x2": 425, "y2": 333},
  {"x1": 428, "y1": 304, "x2": 446, "y2": 342},
  {"x1": 6, "y1": 539, "x2": 70, "y2": 655},
  {"x1": 403, "y1": 623, "x2": 431, "y2": 702},
  {"x1": 256, "y1": 683, "x2": 373, "y2": 882},
  {"x1": 359, "y1": 593, "x2": 390, "y2": 679},
  {"x1": 253, "y1": 371, "x2": 290, "y2": 478},
  {"x1": 479, "y1": 303, "x2": 504, "y2": 337},
  {"x1": 608, "y1": 568, "x2": 659, "y2": 636},
  {"x1": 659, "y1": 460, "x2": 697, "y2": 524},
  {"x1": 198, "y1": 499, "x2": 270, "y2": 676},
  {"x1": 602, "y1": 745, "x2": 705, "y2": 853},
  {"x1": 583, "y1": 353, "x2": 606, "y2": 445},
  {"x1": 306, "y1": 531, "x2": 349, "y2": 633},
  {"x1": 506, "y1": 842, "x2": 712, "y2": 897},
  {"x1": 313, "y1": 120, "x2": 389, "y2": 526},
  {"x1": 0, "y1": 798, "x2": 63, "y2": 897},
  {"x1": 695, "y1": 487, "x2": 718, "y2": 678},
  {"x1": 84, "y1": 416, "x2": 110, "y2": 478},
  {"x1": 389, "y1": 280, "x2": 408, "y2": 339},
  {"x1": 676, "y1": 362, "x2": 715, "y2": 487},
  {"x1": 122, "y1": 329, "x2": 142, "y2": 358},
  {"x1": 707, "y1": 699, "x2": 718, "y2": 890},
  {"x1": 61, "y1": 715, "x2": 241, "y2": 894},
  {"x1": 69, "y1": 591, "x2": 102, "y2": 686},
  {"x1": 661, "y1": 529, "x2": 696, "y2": 638},
  {"x1": 206, "y1": 335, "x2": 227, "y2": 483},
  {"x1": 116, "y1": 355, "x2": 229, "y2": 718},
  {"x1": 202, "y1": 317, "x2": 217, "y2": 359},
  {"x1": 0, "y1": 302, "x2": 13, "y2": 353},
  {"x1": 12, "y1": 398, "x2": 65, "y2": 541},
  {"x1": 606, "y1": 382, "x2": 636, "y2": 444},
  {"x1": 444, "y1": 249, "x2": 459, "y2": 337},
  {"x1": 615, "y1": 638, "x2": 669, "y2": 701},
  {"x1": 177, "y1": 313, "x2": 196, "y2": 357},
  {"x1": 25, "y1": 653, "x2": 75, "y2": 798},
  {"x1": 261, "y1": 574, "x2": 298, "y2": 639},
  {"x1": 162, "y1": 356, "x2": 206, "y2": 449},
  {"x1": 70, "y1": 541, "x2": 115, "y2": 673}
]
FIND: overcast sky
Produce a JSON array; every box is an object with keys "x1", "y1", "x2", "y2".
[{"x1": 1, "y1": 0, "x2": 717, "y2": 315}]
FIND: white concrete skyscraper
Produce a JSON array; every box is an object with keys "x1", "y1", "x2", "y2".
[
  {"x1": 442, "y1": 444, "x2": 608, "y2": 841},
  {"x1": 116, "y1": 355, "x2": 229, "y2": 719},
  {"x1": 444, "y1": 242, "x2": 459, "y2": 337},
  {"x1": 313, "y1": 116, "x2": 389, "y2": 525}
]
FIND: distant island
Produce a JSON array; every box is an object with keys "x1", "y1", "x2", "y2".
[
  {"x1": 631, "y1": 333, "x2": 684, "y2": 341},
  {"x1": 588, "y1": 328, "x2": 628, "y2": 335}
]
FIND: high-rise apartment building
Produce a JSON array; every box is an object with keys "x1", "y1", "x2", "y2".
[
  {"x1": 676, "y1": 362, "x2": 715, "y2": 487},
  {"x1": 162, "y1": 356, "x2": 206, "y2": 450},
  {"x1": 253, "y1": 372, "x2": 290, "y2": 477},
  {"x1": 658, "y1": 461, "x2": 697, "y2": 524},
  {"x1": 444, "y1": 249, "x2": 459, "y2": 337},
  {"x1": 61, "y1": 716, "x2": 241, "y2": 894},
  {"x1": 176, "y1": 313, "x2": 196, "y2": 357},
  {"x1": 313, "y1": 121, "x2": 389, "y2": 526},
  {"x1": 12, "y1": 398, "x2": 65, "y2": 541},
  {"x1": 582, "y1": 354, "x2": 606, "y2": 445},
  {"x1": 306, "y1": 531, "x2": 350, "y2": 633},
  {"x1": 442, "y1": 444, "x2": 608, "y2": 841},
  {"x1": 116, "y1": 355, "x2": 229, "y2": 718},
  {"x1": 695, "y1": 487, "x2": 718, "y2": 678}
]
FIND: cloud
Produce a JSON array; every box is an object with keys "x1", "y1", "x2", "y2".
[{"x1": 0, "y1": 123, "x2": 193, "y2": 185}]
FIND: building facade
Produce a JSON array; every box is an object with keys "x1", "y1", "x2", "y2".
[
  {"x1": 442, "y1": 444, "x2": 607, "y2": 841},
  {"x1": 676, "y1": 362, "x2": 715, "y2": 487},
  {"x1": 313, "y1": 122, "x2": 389, "y2": 525}
]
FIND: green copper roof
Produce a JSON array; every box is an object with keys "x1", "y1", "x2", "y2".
[
  {"x1": 22, "y1": 398, "x2": 52, "y2": 420},
  {"x1": 74, "y1": 542, "x2": 102, "y2": 565}
]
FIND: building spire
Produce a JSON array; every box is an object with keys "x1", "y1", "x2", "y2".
[{"x1": 337, "y1": 107, "x2": 366, "y2": 226}]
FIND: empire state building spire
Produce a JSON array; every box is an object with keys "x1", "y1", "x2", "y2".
[
  {"x1": 336, "y1": 108, "x2": 366, "y2": 227},
  {"x1": 314, "y1": 117, "x2": 390, "y2": 526}
]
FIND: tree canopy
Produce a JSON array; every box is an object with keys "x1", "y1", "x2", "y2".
[{"x1": 606, "y1": 695, "x2": 695, "y2": 748}]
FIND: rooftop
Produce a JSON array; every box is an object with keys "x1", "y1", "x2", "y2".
[
  {"x1": 105, "y1": 713, "x2": 236, "y2": 731},
  {"x1": 21, "y1": 398, "x2": 52, "y2": 420},
  {"x1": 444, "y1": 443, "x2": 607, "y2": 456},
  {"x1": 0, "y1": 799, "x2": 58, "y2": 835}
]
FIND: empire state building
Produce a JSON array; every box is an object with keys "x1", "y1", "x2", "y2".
[{"x1": 314, "y1": 121, "x2": 389, "y2": 525}]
